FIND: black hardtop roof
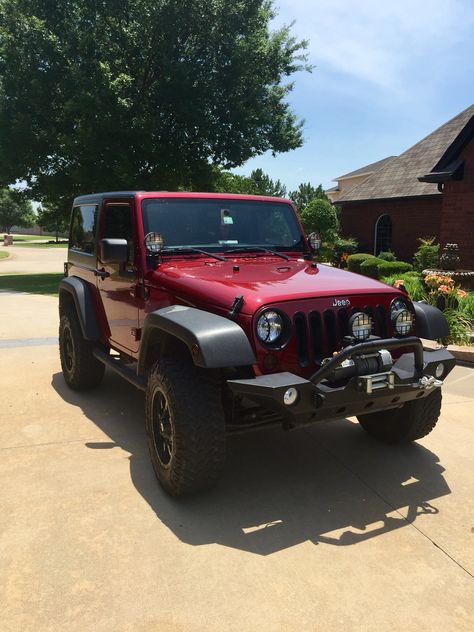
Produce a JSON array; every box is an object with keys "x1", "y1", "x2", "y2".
[{"x1": 73, "y1": 191, "x2": 145, "y2": 204}]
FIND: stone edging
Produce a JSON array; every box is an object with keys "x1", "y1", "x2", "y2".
[{"x1": 422, "y1": 339, "x2": 474, "y2": 364}]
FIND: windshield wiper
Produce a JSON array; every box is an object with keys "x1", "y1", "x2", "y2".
[
  {"x1": 226, "y1": 246, "x2": 289, "y2": 261},
  {"x1": 161, "y1": 247, "x2": 227, "y2": 262}
]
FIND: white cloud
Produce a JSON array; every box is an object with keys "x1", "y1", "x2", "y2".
[{"x1": 273, "y1": 0, "x2": 474, "y2": 98}]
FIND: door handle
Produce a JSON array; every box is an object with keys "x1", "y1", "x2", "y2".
[{"x1": 94, "y1": 268, "x2": 110, "y2": 279}]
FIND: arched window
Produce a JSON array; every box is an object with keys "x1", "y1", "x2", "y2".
[{"x1": 374, "y1": 214, "x2": 392, "y2": 255}]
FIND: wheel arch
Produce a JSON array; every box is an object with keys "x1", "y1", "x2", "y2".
[
  {"x1": 59, "y1": 277, "x2": 101, "y2": 341},
  {"x1": 413, "y1": 301, "x2": 449, "y2": 340},
  {"x1": 138, "y1": 306, "x2": 256, "y2": 375}
]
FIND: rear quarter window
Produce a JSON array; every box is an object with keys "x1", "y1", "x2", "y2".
[{"x1": 70, "y1": 205, "x2": 98, "y2": 254}]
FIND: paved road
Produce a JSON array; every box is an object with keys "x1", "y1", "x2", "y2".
[
  {"x1": 0, "y1": 290, "x2": 473, "y2": 631},
  {"x1": 0, "y1": 245, "x2": 65, "y2": 274}
]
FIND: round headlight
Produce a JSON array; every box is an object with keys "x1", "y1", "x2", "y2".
[
  {"x1": 350, "y1": 312, "x2": 373, "y2": 341},
  {"x1": 393, "y1": 309, "x2": 414, "y2": 336},
  {"x1": 256, "y1": 310, "x2": 283, "y2": 344}
]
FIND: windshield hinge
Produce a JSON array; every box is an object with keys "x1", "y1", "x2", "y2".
[{"x1": 229, "y1": 295, "x2": 244, "y2": 320}]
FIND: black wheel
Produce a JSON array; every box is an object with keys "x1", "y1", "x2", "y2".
[
  {"x1": 145, "y1": 357, "x2": 226, "y2": 497},
  {"x1": 59, "y1": 311, "x2": 105, "y2": 390},
  {"x1": 357, "y1": 389, "x2": 442, "y2": 444}
]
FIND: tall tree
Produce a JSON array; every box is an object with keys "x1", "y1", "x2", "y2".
[
  {"x1": 247, "y1": 169, "x2": 287, "y2": 197},
  {"x1": 0, "y1": 0, "x2": 310, "y2": 216},
  {"x1": 289, "y1": 182, "x2": 328, "y2": 212},
  {"x1": 37, "y1": 203, "x2": 69, "y2": 242},
  {"x1": 0, "y1": 188, "x2": 35, "y2": 233},
  {"x1": 299, "y1": 198, "x2": 338, "y2": 241}
]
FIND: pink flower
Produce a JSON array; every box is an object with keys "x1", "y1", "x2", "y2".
[
  {"x1": 393, "y1": 279, "x2": 405, "y2": 288},
  {"x1": 438, "y1": 285, "x2": 450, "y2": 294},
  {"x1": 457, "y1": 289, "x2": 467, "y2": 299}
]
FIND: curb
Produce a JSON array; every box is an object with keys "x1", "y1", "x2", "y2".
[{"x1": 422, "y1": 339, "x2": 474, "y2": 364}]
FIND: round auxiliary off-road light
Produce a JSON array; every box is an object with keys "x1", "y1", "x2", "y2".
[
  {"x1": 393, "y1": 309, "x2": 414, "y2": 336},
  {"x1": 283, "y1": 387, "x2": 298, "y2": 406},
  {"x1": 435, "y1": 363, "x2": 445, "y2": 379},
  {"x1": 349, "y1": 312, "x2": 373, "y2": 341},
  {"x1": 256, "y1": 310, "x2": 283, "y2": 344}
]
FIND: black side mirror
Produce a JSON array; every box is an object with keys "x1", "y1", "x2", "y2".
[{"x1": 100, "y1": 238, "x2": 128, "y2": 263}]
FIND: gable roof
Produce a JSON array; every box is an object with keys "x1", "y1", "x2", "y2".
[
  {"x1": 334, "y1": 156, "x2": 396, "y2": 181},
  {"x1": 338, "y1": 104, "x2": 474, "y2": 203}
]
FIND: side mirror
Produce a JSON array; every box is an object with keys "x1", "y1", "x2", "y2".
[
  {"x1": 308, "y1": 232, "x2": 321, "y2": 252},
  {"x1": 100, "y1": 238, "x2": 128, "y2": 263}
]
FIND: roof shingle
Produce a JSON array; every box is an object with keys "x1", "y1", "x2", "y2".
[{"x1": 338, "y1": 104, "x2": 474, "y2": 202}]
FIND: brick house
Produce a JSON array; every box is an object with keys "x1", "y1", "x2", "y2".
[
  {"x1": 337, "y1": 104, "x2": 474, "y2": 269},
  {"x1": 325, "y1": 156, "x2": 396, "y2": 203}
]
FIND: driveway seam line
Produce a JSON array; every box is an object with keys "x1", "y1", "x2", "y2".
[{"x1": 303, "y1": 427, "x2": 474, "y2": 580}]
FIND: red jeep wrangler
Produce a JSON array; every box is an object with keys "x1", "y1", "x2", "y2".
[{"x1": 59, "y1": 191, "x2": 455, "y2": 496}]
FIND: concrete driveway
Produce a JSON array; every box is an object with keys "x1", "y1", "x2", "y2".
[
  {"x1": 0, "y1": 290, "x2": 473, "y2": 631},
  {"x1": 0, "y1": 245, "x2": 65, "y2": 274}
]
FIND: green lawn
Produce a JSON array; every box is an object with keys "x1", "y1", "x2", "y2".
[
  {"x1": 14, "y1": 241, "x2": 68, "y2": 248},
  {"x1": 0, "y1": 251, "x2": 10, "y2": 260},
  {"x1": 0, "y1": 273, "x2": 62, "y2": 296},
  {"x1": 11, "y1": 234, "x2": 48, "y2": 242}
]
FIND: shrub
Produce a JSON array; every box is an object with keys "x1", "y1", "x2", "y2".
[
  {"x1": 378, "y1": 250, "x2": 396, "y2": 262},
  {"x1": 413, "y1": 237, "x2": 439, "y2": 272},
  {"x1": 359, "y1": 256, "x2": 384, "y2": 278},
  {"x1": 331, "y1": 236, "x2": 359, "y2": 267},
  {"x1": 377, "y1": 261, "x2": 413, "y2": 277},
  {"x1": 300, "y1": 199, "x2": 338, "y2": 241},
  {"x1": 347, "y1": 253, "x2": 374, "y2": 273},
  {"x1": 380, "y1": 272, "x2": 425, "y2": 301}
]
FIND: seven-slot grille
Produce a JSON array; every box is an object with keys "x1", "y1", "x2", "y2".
[{"x1": 293, "y1": 304, "x2": 390, "y2": 367}]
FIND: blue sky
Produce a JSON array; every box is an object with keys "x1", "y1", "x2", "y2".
[{"x1": 235, "y1": 0, "x2": 474, "y2": 192}]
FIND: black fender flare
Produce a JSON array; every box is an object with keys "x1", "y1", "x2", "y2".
[
  {"x1": 59, "y1": 277, "x2": 101, "y2": 341},
  {"x1": 413, "y1": 301, "x2": 449, "y2": 340},
  {"x1": 138, "y1": 305, "x2": 256, "y2": 373}
]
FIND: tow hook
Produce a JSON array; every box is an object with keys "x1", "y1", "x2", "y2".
[{"x1": 418, "y1": 375, "x2": 443, "y2": 390}]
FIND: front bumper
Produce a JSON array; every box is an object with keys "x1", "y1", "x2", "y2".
[{"x1": 228, "y1": 337, "x2": 455, "y2": 427}]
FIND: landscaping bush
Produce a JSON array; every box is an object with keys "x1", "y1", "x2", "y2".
[
  {"x1": 378, "y1": 250, "x2": 396, "y2": 262},
  {"x1": 359, "y1": 256, "x2": 384, "y2": 278},
  {"x1": 330, "y1": 236, "x2": 359, "y2": 267},
  {"x1": 347, "y1": 253, "x2": 374, "y2": 273},
  {"x1": 377, "y1": 260, "x2": 413, "y2": 277},
  {"x1": 380, "y1": 272, "x2": 425, "y2": 301},
  {"x1": 413, "y1": 237, "x2": 439, "y2": 272}
]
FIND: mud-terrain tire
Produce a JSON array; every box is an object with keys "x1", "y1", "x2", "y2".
[
  {"x1": 357, "y1": 389, "x2": 442, "y2": 444},
  {"x1": 59, "y1": 310, "x2": 105, "y2": 390},
  {"x1": 145, "y1": 357, "x2": 226, "y2": 497}
]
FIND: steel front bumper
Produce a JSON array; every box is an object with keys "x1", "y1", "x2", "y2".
[{"x1": 227, "y1": 337, "x2": 456, "y2": 427}]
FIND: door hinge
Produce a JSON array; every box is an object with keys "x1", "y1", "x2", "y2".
[{"x1": 131, "y1": 327, "x2": 142, "y2": 341}]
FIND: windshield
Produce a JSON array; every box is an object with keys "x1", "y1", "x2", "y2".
[{"x1": 141, "y1": 198, "x2": 305, "y2": 252}]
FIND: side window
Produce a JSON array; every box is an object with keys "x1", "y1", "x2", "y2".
[
  {"x1": 102, "y1": 204, "x2": 134, "y2": 263},
  {"x1": 103, "y1": 204, "x2": 133, "y2": 241},
  {"x1": 70, "y1": 205, "x2": 98, "y2": 254}
]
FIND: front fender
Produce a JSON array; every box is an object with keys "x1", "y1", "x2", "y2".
[{"x1": 138, "y1": 305, "x2": 256, "y2": 373}]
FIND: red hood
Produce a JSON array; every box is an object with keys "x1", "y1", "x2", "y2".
[{"x1": 149, "y1": 256, "x2": 401, "y2": 315}]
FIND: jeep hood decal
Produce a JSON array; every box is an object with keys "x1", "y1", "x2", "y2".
[{"x1": 150, "y1": 259, "x2": 399, "y2": 315}]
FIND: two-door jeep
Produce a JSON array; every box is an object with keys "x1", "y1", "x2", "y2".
[{"x1": 59, "y1": 191, "x2": 455, "y2": 496}]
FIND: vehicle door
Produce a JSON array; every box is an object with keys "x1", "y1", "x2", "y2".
[{"x1": 97, "y1": 201, "x2": 140, "y2": 354}]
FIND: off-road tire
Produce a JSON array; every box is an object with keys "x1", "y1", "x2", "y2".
[
  {"x1": 145, "y1": 357, "x2": 226, "y2": 497},
  {"x1": 357, "y1": 389, "x2": 442, "y2": 444},
  {"x1": 59, "y1": 310, "x2": 105, "y2": 390}
]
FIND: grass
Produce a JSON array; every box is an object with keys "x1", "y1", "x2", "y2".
[
  {"x1": 14, "y1": 241, "x2": 68, "y2": 248},
  {"x1": 10, "y1": 234, "x2": 45, "y2": 242},
  {"x1": 0, "y1": 273, "x2": 62, "y2": 296},
  {"x1": 0, "y1": 251, "x2": 10, "y2": 260}
]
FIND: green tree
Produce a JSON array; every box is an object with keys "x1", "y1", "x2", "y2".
[
  {"x1": 289, "y1": 182, "x2": 328, "y2": 212},
  {"x1": 247, "y1": 168, "x2": 287, "y2": 197},
  {"x1": 299, "y1": 198, "x2": 338, "y2": 241},
  {"x1": 0, "y1": 0, "x2": 310, "y2": 219},
  {"x1": 0, "y1": 188, "x2": 35, "y2": 233},
  {"x1": 37, "y1": 204, "x2": 70, "y2": 242},
  {"x1": 213, "y1": 167, "x2": 287, "y2": 197}
]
